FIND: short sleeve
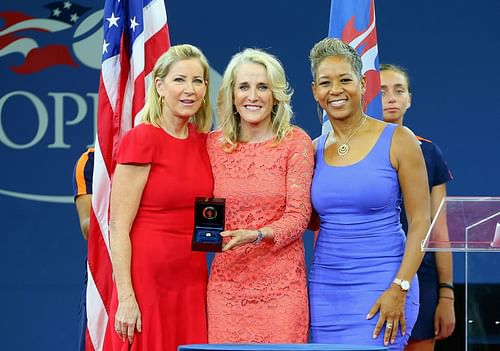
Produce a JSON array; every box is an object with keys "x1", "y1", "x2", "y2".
[
  {"x1": 431, "y1": 142, "x2": 453, "y2": 186},
  {"x1": 73, "y1": 148, "x2": 94, "y2": 198},
  {"x1": 116, "y1": 124, "x2": 156, "y2": 164}
]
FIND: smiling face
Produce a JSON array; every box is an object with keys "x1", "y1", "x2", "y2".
[
  {"x1": 380, "y1": 69, "x2": 411, "y2": 124},
  {"x1": 233, "y1": 62, "x2": 275, "y2": 132},
  {"x1": 312, "y1": 55, "x2": 366, "y2": 122},
  {"x1": 156, "y1": 58, "x2": 207, "y2": 120}
]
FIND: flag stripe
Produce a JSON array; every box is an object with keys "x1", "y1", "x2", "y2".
[
  {"x1": 86, "y1": 259, "x2": 108, "y2": 350},
  {"x1": 87, "y1": 0, "x2": 170, "y2": 349},
  {"x1": 145, "y1": 26, "x2": 170, "y2": 75}
]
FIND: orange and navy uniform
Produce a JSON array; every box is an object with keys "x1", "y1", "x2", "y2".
[
  {"x1": 73, "y1": 147, "x2": 94, "y2": 198},
  {"x1": 72, "y1": 147, "x2": 94, "y2": 351},
  {"x1": 415, "y1": 135, "x2": 453, "y2": 194}
]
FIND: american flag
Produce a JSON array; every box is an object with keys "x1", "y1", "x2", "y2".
[
  {"x1": 87, "y1": 0, "x2": 170, "y2": 349},
  {"x1": 324, "y1": 0, "x2": 382, "y2": 133}
]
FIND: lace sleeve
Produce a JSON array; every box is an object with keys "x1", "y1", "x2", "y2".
[{"x1": 267, "y1": 128, "x2": 314, "y2": 249}]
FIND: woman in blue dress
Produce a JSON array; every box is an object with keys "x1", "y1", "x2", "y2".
[{"x1": 308, "y1": 38, "x2": 431, "y2": 350}]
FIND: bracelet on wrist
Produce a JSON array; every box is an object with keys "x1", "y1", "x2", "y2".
[
  {"x1": 439, "y1": 282, "x2": 455, "y2": 291},
  {"x1": 253, "y1": 229, "x2": 264, "y2": 245}
]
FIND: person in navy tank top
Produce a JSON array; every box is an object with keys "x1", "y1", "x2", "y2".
[
  {"x1": 72, "y1": 147, "x2": 94, "y2": 351},
  {"x1": 308, "y1": 38, "x2": 431, "y2": 350},
  {"x1": 381, "y1": 64, "x2": 455, "y2": 351}
]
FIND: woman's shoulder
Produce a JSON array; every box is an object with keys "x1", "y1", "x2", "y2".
[
  {"x1": 365, "y1": 118, "x2": 412, "y2": 142},
  {"x1": 392, "y1": 123, "x2": 418, "y2": 144},
  {"x1": 288, "y1": 126, "x2": 313, "y2": 143},
  {"x1": 366, "y1": 116, "x2": 391, "y2": 131},
  {"x1": 207, "y1": 129, "x2": 223, "y2": 139},
  {"x1": 206, "y1": 129, "x2": 223, "y2": 144},
  {"x1": 116, "y1": 123, "x2": 159, "y2": 162},
  {"x1": 206, "y1": 129, "x2": 225, "y2": 151},
  {"x1": 120, "y1": 123, "x2": 159, "y2": 144},
  {"x1": 279, "y1": 126, "x2": 314, "y2": 155},
  {"x1": 388, "y1": 123, "x2": 423, "y2": 167}
]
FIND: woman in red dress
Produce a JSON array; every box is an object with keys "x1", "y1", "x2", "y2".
[{"x1": 104, "y1": 44, "x2": 213, "y2": 351}]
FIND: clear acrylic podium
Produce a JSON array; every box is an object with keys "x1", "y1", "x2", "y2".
[{"x1": 421, "y1": 196, "x2": 500, "y2": 350}]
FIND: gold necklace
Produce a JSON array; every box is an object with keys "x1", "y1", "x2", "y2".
[{"x1": 333, "y1": 115, "x2": 367, "y2": 156}]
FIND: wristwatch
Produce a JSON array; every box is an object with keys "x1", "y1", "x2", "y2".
[{"x1": 393, "y1": 278, "x2": 410, "y2": 291}]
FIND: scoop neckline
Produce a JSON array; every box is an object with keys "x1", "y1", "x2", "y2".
[
  {"x1": 239, "y1": 136, "x2": 275, "y2": 146},
  {"x1": 322, "y1": 123, "x2": 390, "y2": 168}
]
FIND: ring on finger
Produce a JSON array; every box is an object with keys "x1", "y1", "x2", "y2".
[{"x1": 387, "y1": 323, "x2": 393, "y2": 329}]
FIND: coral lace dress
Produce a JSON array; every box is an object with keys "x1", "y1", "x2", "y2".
[{"x1": 206, "y1": 128, "x2": 314, "y2": 343}]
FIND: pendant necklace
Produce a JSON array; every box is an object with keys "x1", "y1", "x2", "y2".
[{"x1": 333, "y1": 115, "x2": 367, "y2": 156}]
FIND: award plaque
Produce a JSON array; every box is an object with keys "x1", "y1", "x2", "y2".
[{"x1": 192, "y1": 197, "x2": 225, "y2": 252}]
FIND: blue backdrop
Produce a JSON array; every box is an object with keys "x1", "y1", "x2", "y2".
[{"x1": 1, "y1": 0, "x2": 499, "y2": 349}]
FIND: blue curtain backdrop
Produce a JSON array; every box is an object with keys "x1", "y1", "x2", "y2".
[{"x1": 1, "y1": 0, "x2": 499, "y2": 349}]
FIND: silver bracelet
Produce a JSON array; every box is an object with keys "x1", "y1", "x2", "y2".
[{"x1": 253, "y1": 230, "x2": 264, "y2": 244}]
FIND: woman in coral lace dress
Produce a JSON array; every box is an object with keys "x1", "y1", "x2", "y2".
[{"x1": 206, "y1": 48, "x2": 314, "y2": 343}]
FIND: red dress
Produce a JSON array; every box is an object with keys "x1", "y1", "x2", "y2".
[{"x1": 104, "y1": 123, "x2": 213, "y2": 351}]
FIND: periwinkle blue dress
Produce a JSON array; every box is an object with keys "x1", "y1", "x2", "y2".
[{"x1": 309, "y1": 123, "x2": 419, "y2": 350}]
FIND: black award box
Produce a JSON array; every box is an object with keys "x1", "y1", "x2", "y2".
[{"x1": 192, "y1": 197, "x2": 225, "y2": 252}]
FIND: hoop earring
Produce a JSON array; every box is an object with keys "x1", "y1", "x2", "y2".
[
  {"x1": 316, "y1": 102, "x2": 323, "y2": 125},
  {"x1": 202, "y1": 98, "x2": 206, "y2": 105},
  {"x1": 159, "y1": 95, "x2": 164, "y2": 106}
]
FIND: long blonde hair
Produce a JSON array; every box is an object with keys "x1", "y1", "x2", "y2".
[
  {"x1": 217, "y1": 48, "x2": 293, "y2": 151},
  {"x1": 141, "y1": 44, "x2": 212, "y2": 132}
]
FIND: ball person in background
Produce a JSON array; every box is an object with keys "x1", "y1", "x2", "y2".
[
  {"x1": 73, "y1": 147, "x2": 94, "y2": 351},
  {"x1": 381, "y1": 63, "x2": 455, "y2": 351}
]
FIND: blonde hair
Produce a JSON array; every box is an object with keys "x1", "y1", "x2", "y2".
[
  {"x1": 217, "y1": 48, "x2": 294, "y2": 151},
  {"x1": 141, "y1": 44, "x2": 212, "y2": 132}
]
